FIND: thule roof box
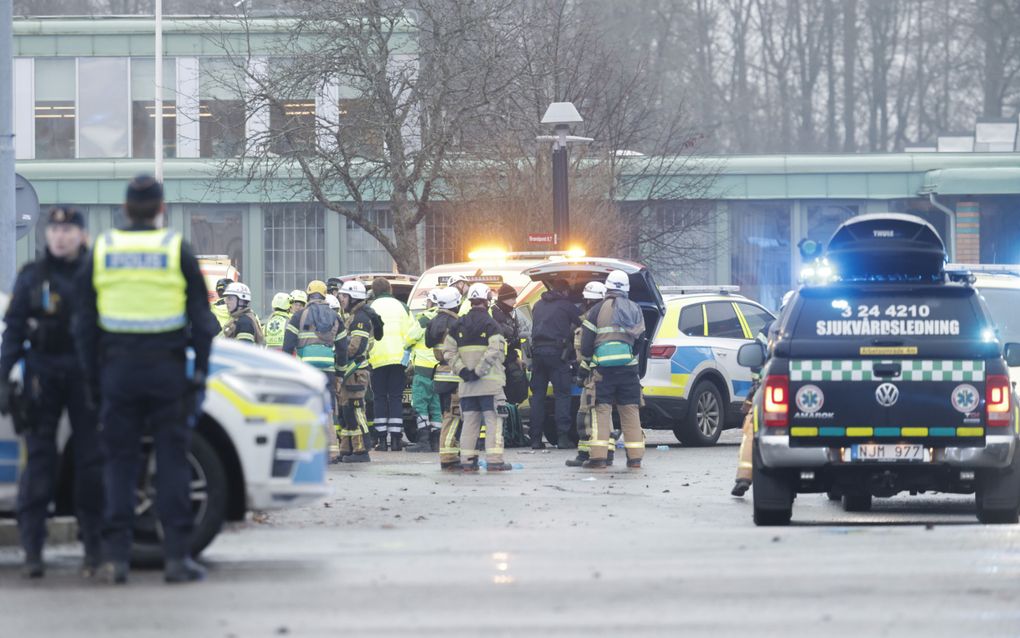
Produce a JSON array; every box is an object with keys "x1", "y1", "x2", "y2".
[{"x1": 825, "y1": 213, "x2": 947, "y2": 282}]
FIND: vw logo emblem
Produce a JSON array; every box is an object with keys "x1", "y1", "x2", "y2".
[{"x1": 875, "y1": 383, "x2": 899, "y2": 407}]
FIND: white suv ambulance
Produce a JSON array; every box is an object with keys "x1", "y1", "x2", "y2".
[{"x1": 641, "y1": 286, "x2": 774, "y2": 446}]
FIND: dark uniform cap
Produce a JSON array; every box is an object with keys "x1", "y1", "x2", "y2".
[
  {"x1": 497, "y1": 283, "x2": 517, "y2": 302},
  {"x1": 46, "y1": 205, "x2": 85, "y2": 228},
  {"x1": 126, "y1": 174, "x2": 164, "y2": 204}
]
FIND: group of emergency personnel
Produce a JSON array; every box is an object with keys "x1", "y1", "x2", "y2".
[{"x1": 1, "y1": 176, "x2": 216, "y2": 584}]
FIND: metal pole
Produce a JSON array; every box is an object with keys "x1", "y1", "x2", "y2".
[
  {"x1": 154, "y1": 0, "x2": 164, "y2": 183},
  {"x1": 0, "y1": 0, "x2": 16, "y2": 292},
  {"x1": 551, "y1": 128, "x2": 570, "y2": 250}
]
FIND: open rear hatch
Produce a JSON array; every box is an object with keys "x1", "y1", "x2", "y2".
[{"x1": 521, "y1": 258, "x2": 665, "y2": 377}]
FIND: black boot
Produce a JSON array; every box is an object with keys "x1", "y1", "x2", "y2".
[
  {"x1": 731, "y1": 478, "x2": 751, "y2": 497},
  {"x1": 22, "y1": 552, "x2": 43, "y2": 579},
  {"x1": 390, "y1": 432, "x2": 403, "y2": 452},
  {"x1": 441, "y1": 460, "x2": 462, "y2": 472},
  {"x1": 566, "y1": 451, "x2": 590, "y2": 467},
  {"x1": 405, "y1": 434, "x2": 432, "y2": 453},
  {"x1": 164, "y1": 557, "x2": 207, "y2": 584},
  {"x1": 627, "y1": 458, "x2": 642, "y2": 469},
  {"x1": 557, "y1": 434, "x2": 577, "y2": 449},
  {"x1": 461, "y1": 457, "x2": 480, "y2": 473},
  {"x1": 530, "y1": 430, "x2": 545, "y2": 449},
  {"x1": 429, "y1": 429, "x2": 440, "y2": 452},
  {"x1": 581, "y1": 458, "x2": 608, "y2": 470},
  {"x1": 341, "y1": 451, "x2": 371, "y2": 463},
  {"x1": 606, "y1": 449, "x2": 615, "y2": 466},
  {"x1": 373, "y1": 431, "x2": 388, "y2": 452},
  {"x1": 487, "y1": 461, "x2": 512, "y2": 472}
]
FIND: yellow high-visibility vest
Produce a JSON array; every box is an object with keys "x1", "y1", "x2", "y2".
[{"x1": 93, "y1": 229, "x2": 187, "y2": 333}]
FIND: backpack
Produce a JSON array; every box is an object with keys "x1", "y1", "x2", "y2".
[
  {"x1": 500, "y1": 403, "x2": 527, "y2": 448},
  {"x1": 503, "y1": 359, "x2": 529, "y2": 404}
]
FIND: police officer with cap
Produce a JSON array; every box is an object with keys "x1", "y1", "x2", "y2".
[
  {"x1": 74, "y1": 175, "x2": 219, "y2": 584},
  {"x1": 0, "y1": 206, "x2": 103, "y2": 579}
]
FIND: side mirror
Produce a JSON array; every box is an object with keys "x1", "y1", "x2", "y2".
[
  {"x1": 737, "y1": 342, "x2": 766, "y2": 369},
  {"x1": 1005, "y1": 342, "x2": 1020, "y2": 368}
]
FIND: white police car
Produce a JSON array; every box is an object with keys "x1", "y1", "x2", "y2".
[
  {"x1": 949, "y1": 264, "x2": 1020, "y2": 386},
  {"x1": 641, "y1": 286, "x2": 774, "y2": 446},
  {"x1": 0, "y1": 326, "x2": 332, "y2": 564}
]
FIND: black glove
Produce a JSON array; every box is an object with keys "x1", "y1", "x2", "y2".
[
  {"x1": 0, "y1": 379, "x2": 10, "y2": 416},
  {"x1": 458, "y1": 367, "x2": 480, "y2": 382}
]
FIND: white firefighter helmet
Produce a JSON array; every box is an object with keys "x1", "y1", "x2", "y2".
[
  {"x1": 466, "y1": 282, "x2": 491, "y2": 302},
  {"x1": 289, "y1": 289, "x2": 308, "y2": 305},
  {"x1": 605, "y1": 270, "x2": 630, "y2": 293},
  {"x1": 223, "y1": 282, "x2": 252, "y2": 302},
  {"x1": 426, "y1": 288, "x2": 440, "y2": 306},
  {"x1": 325, "y1": 294, "x2": 341, "y2": 310},
  {"x1": 339, "y1": 279, "x2": 368, "y2": 300},
  {"x1": 271, "y1": 292, "x2": 292, "y2": 311},
  {"x1": 437, "y1": 286, "x2": 462, "y2": 309},
  {"x1": 582, "y1": 281, "x2": 607, "y2": 300}
]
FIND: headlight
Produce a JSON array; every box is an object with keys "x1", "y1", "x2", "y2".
[{"x1": 219, "y1": 372, "x2": 318, "y2": 406}]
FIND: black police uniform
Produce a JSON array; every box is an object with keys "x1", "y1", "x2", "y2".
[
  {"x1": 73, "y1": 186, "x2": 218, "y2": 570},
  {"x1": 0, "y1": 218, "x2": 103, "y2": 568},
  {"x1": 527, "y1": 289, "x2": 581, "y2": 446}
]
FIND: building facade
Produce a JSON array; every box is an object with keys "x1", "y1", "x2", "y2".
[{"x1": 12, "y1": 17, "x2": 1020, "y2": 314}]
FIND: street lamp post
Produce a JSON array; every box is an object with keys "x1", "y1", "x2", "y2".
[
  {"x1": 154, "y1": 0, "x2": 163, "y2": 183},
  {"x1": 538, "y1": 102, "x2": 591, "y2": 251}
]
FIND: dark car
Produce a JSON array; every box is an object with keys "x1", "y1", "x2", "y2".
[{"x1": 741, "y1": 214, "x2": 1020, "y2": 526}]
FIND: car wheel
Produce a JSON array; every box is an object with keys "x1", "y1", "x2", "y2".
[
  {"x1": 674, "y1": 381, "x2": 723, "y2": 446},
  {"x1": 130, "y1": 431, "x2": 229, "y2": 567},
  {"x1": 841, "y1": 491, "x2": 872, "y2": 512},
  {"x1": 976, "y1": 449, "x2": 1020, "y2": 524},
  {"x1": 751, "y1": 441, "x2": 793, "y2": 526}
]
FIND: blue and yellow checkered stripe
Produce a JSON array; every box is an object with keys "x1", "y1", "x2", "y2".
[{"x1": 790, "y1": 426, "x2": 984, "y2": 438}]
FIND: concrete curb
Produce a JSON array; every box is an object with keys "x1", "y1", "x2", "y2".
[{"x1": 0, "y1": 517, "x2": 78, "y2": 548}]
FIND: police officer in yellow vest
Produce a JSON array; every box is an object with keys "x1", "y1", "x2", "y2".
[
  {"x1": 263, "y1": 292, "x2": 292, "y2": 350},
  {"x1": 367, "y1": 277, "x2": 413, "y2": 451},
  {"x1": 577, "y1": 270, "x2": 647, "y2": 470},
  {"x1": 74, "y1": 175, "x2": 219, "y2": 584}
]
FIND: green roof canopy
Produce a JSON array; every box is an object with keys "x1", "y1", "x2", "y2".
[{"x1": 920, "y1": 167, "x2": 1020, "y2": 196}]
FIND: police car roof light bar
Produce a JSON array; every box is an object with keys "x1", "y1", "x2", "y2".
[{"x1": 659, "y1": 285, "x2": 740, "y2": 295}]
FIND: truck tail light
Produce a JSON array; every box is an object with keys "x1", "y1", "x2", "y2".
[
  {"x1": 649, "y1": 344, "x2": 676, "y2": 359},
  {"x1": 986, "y1": 375, "x2": 1011, "y2": 426},
  {"x1": 763, "y1": 374, "x2": 789, "y2": 427}
]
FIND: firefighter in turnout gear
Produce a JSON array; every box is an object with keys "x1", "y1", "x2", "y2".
[
  {"x1": 566, "y1": 281, "x2": 611, "y2": 468},
  {"x1": 283, "y1": 280, "x2": 345, "y2": 443},
  {"x1": 427, "y1": 287, "x2": 464, "y2": 470},
  {"x1": 404, "y1": 290, "x2": 443, "y2": 453},
  {"x1": 578, "y1": 270, "x2": 646, "y2": 470},
  {"x1": 221, "y1": 282, "x2": 265, "y2": 346},
  {"x1": 263, "y1": 292, "x2": 292, "y2": 350},
  {"x1": 335, "y1": 280, "x2": 378, "y2": 463},
  {"x1": 441, "y1": 283, "x2": 512, "y2": 472}
]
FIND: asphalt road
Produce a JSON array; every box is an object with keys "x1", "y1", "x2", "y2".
[{"x1": 2, "y1": 430, "x2": 1019, "y2": 638}]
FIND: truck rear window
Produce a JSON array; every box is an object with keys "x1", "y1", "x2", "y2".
[{"x1": 786, "y1": 286, "x2": 995, "y2": 358}]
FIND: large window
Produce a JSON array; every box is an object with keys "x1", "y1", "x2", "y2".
[
  {"x1": 188, "y1": 206, "x2": 244, "y2": 276},
  {"x1": 264, "y1": 204, "x2": 326, "y2": 298},
  {"x1": 346, "y1": 209, "x2": 395, "y2": 273},
  {"x1": 199, "y1": 58, "x2": 245, "y2": 158},
  {"x1": 730, "y1": 201, "x2": 791, "y2": 312},
  {"x1": 131, "y1": 58, "x2": 177, "y2": 159},
  {"x1": 269, "y1": 60, "x2": 316, "y2": 155},
  {"x1": 79, "y1": 57, "x2": 130, "y2": 158},
  {"x1": 34, "y1": 58, "x2": 75, "y2": 159},
  {"x1": 806, "y1": 203, "x2": 858, "y2": 247}
]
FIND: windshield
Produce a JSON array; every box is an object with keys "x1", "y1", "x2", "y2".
[
  {"x1": 408, "y1": 267, "x2": 535, "y2": 311},
  {"x1": 978, "y1": 287, "x2": 1020, "y2": 344}
]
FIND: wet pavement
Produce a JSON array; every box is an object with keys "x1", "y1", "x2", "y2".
[{"x1": 2, "y1": 430, "x2": 1019, "y2": 637}]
